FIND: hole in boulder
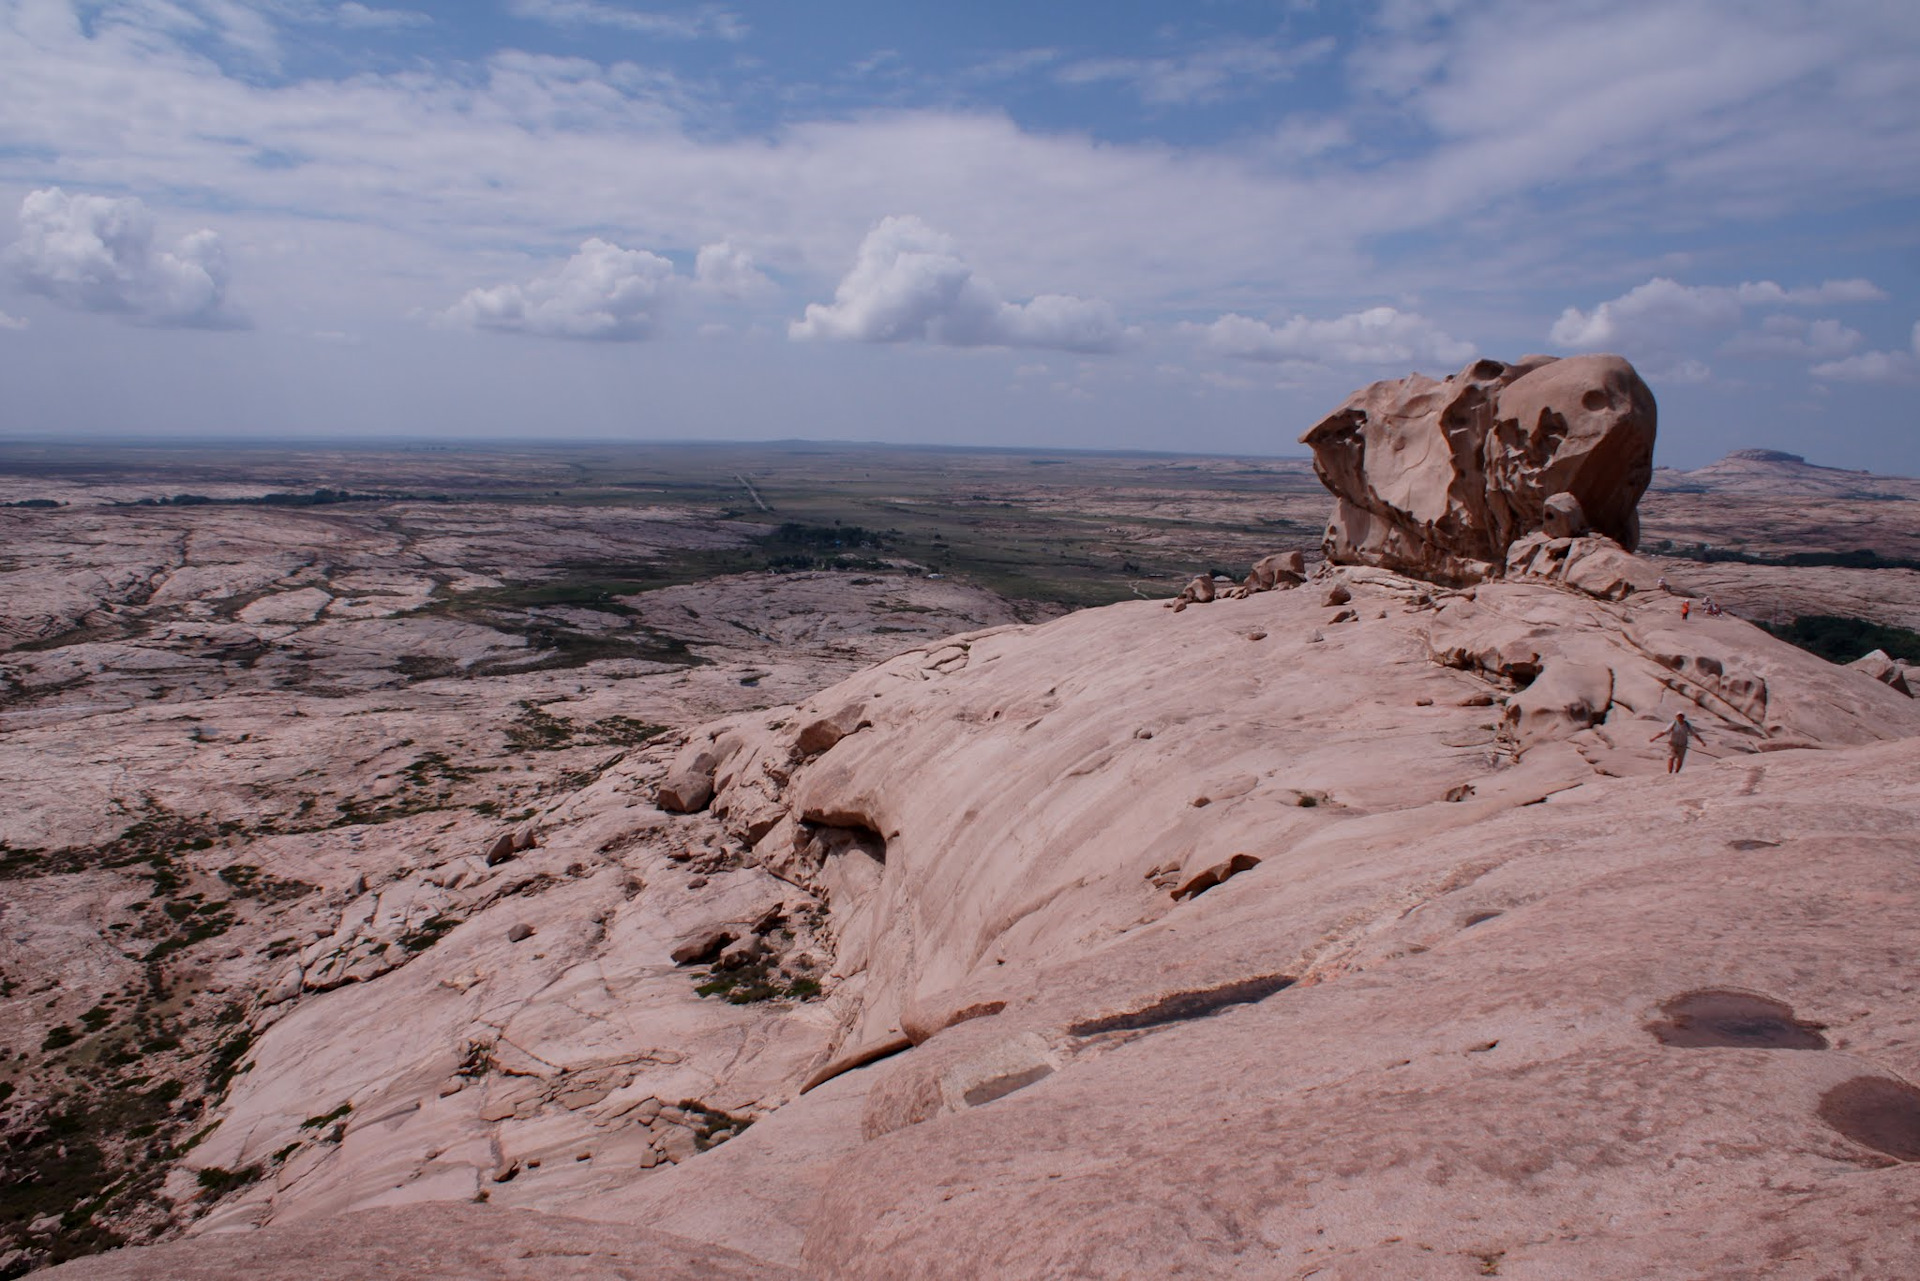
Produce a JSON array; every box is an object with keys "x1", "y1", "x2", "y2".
[
  {"x1": 1068, "y1": 974, "x2": 1292, "y2": 1038},
  {"x1": 1646, "y1": 990, "x2": 1827, "y2": 1050},
  {"x1": 1581, "y1": 389, "x2": 1610, "y2": 411},
  {"x1": 799, "y1": 818, "x2": 887, "y2": 866},
  {"x1": 1818, "y1": 1076, "x2": 1920, "y2": 1161}
]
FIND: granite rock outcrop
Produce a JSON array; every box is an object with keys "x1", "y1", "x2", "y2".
[{"x1": 1301, "y1": 354, "x2": 1657, "y2": 585}]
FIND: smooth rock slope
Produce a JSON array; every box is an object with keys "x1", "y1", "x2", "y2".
[{"x1": 49, "y1": 557, "x2": 1920, "y2": 1279}]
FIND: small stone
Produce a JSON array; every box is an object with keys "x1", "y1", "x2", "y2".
[
  {"x1": 1246, "y1": 631, "x2": 1267, "y2": 642},
  {"x1": 1415, "y1": 697, "x2": 1434, "y2": 707},
  {"x1": 1325, "y1": 584, "x2": 1352, "y2": 606},
  {"x1": 490, "y1": 1161, "x2": 519, "y2": 1183},
  {"x1": 506, "y1": 923, "x2": 534, "y2": 943},
  {"x1": 659, "y1": 1125, "x2": 699, "y2": 1164},
  {"x1": 686, "y1": 875, "x2": 708, "y2": 889},
  {"x1": 1190, "y1": 796, "x2": 1211, "y2": 808}
]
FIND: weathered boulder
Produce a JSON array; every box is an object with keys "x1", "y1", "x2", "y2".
[
  {"x1": 1229, "y1": 552, "x2": 1306, "y2": 597},
  {"x1": 657, "y1": 741, "x2": 726, "y2": 813},
  {"x1": 1301, "y1": 354, "x2": 1657, "y2": 585},
  {"x1": 1849, "y1": 649, "x2": 1913, "y2": 697}
]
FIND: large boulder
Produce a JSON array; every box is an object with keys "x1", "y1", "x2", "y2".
[{"x1": 1300, "y1": 354, "x2": 1657, "y2": 585}]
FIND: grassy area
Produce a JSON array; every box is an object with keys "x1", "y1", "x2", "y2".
[{"x1": 1760, "y1": 614, "x2": 1920, "y2": 664}]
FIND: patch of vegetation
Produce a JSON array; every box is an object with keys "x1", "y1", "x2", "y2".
[
  {"x1": 505, "y1": 701, "x2": 575, "y2": 750},
  {"x1": 205, "y1": 1027, "x2": 253, "y2": 1096},
  {"x1": 193, "y1": 1165, "x2": 262, "y2": 1196},
  {"x1": 1760, "y1": 614, "x2": 1920, "y2": 665},
  {"x1": 124, "y1": 488, "x2": 432, "y2": 510},
  {"x1": 0, "y1": 1076, "x2": 193, "y2": 1270},
  {"x1": 588, "y1": 716, "x2": 667, "y2": 746},
  {"x1": 142, "y1": 899, "x2": 239, "y2": 963},
  {"x1": 676, "y1": 1099, "x2": 755, "y2": 1152},
  {"x1": 692, "y1": 956, "x2": 820, "y2": 1005},
  {"x1": 1651, "y1": 541, "x2": 1920, "y2": 572},
  {"x1": 41, "y1": 1025, "x2": 79, "y2": 1052},
  {"x1": 215, "y1": 863, "x2": 316, "y2": 904},
  {"x1": 1, "y1": 803, "x2": 220, "y2": 883}
]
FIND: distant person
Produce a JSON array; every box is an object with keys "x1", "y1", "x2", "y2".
[
  {"x1": 1651, "y1": 712, "x2": 1705, "y2": 773},
  {"x1": 1657, "y1": 576, "x2": 1669, "y2": 592},
  {"x1": 1680, "y1": 599, "x2": 1691, "y2": 621}
]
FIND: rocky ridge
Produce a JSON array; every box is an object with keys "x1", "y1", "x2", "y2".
[{"x1": 44, "y1": 549, "x2": 1920, "y2": 1278}]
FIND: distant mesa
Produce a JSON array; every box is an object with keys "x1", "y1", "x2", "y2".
[
  {"x1": 1724, "y1": 448, "x2": 1807, "y2": 464},
  {"x1": 1300, "y1": 354, "x2": 1657, "y2": 586}
]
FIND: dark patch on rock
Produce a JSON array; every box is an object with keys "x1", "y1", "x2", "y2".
[
  {"x1": 1069, "y1": 974, "x2": 1293, "y2": 1038},
  {"x1": 1818, "y1": 1075, "x2": 1920, "y2": 1161},
  {"x1": 962, "y1": 1063, "x2": 1053, "y2": 1108},
  {"x1": 1647, "y1": 990, "x2": 1827, "y2": 1049}
]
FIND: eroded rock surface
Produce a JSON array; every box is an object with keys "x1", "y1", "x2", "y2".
[
  {"x1": 42, "y1": 563, "x2": 1911, "y2": 1279},
  {"x1": 1301, "y1": 354, "x2": 1657, "y2": 584}
]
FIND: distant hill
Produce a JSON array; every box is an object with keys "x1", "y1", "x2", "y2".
[{"x1": 1651, "y1": 450, "x2": 1920, "y2": 500}]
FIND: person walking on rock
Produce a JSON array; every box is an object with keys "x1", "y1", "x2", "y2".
[
  {"x1": 1651, "y1": 712, "x2": 1705, "y2": 773},
  {"x1": 1680, "y1": 599, "x2": 1691, "y2": 621}
]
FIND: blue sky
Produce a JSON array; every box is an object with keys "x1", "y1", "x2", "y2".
[{"x1": 1, "y1": 0, "x2": 1918, "y2": 469}]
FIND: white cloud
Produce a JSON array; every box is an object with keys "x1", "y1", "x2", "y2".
[
  {"x1": 1719, "y1": 315, "x2": 1863, "y2": 360},
  {"x1": 693, "y1": 241, "x2": 771, "y2": 297},
  {"x1": 334, "y1": 3, "x2": 431, "y2": 30},
  {"x1": 1549, "y1": 277, "x2": 1743, "y2": 349},
  {"x1": 1057, "y1": 37, "x2": 1335, "y2": 106},
  {"x1": 0, "y1": 310, "x2": 26, "y2": 330},
  {"x1": 505, "y1": 0, "x2": 746, "y2": 40},
  {"x1": 1733, "y1": 278, "x2": 1886, "y2": 306},
  {"x1": 790, "y1": 216, "x2": 1130, "y2": 354},
  {"x1": 440, "y1": 238, "x2": 677, "y2": 340},
  {"x1": 1810, "y1": 351, "x2": 1916, "y2": 384},
  {"x1": 6, "y1": 188, "x2": 242, "y2": 328},
  {"x1": 1552, "y1": 276, "x2": 1888, "y2": 357},
  {"x1": 1808, "y1": 324, "x2": 1920, "y2": 383},
  {"x1": 1200, "y1": 307, "x2": 1475, "y2": 368}
]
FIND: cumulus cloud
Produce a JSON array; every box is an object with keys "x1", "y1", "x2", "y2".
[
  {"x1": 790, "y1": 216, "x2": 1130, "y2": 354},
  {"x1": 505, "y1": 0, "x2": 746, "y2": 40},
  {"x1": 1809, "y1": 321, "x2": 1920, "y2": 384},
  {"x1": 440, "y1": 238, "x2": 677, "y2": 340},
  {"x1": 1719, "y1": 315, "x2": 1863, "y2": 361},
  {"x1": 693, "y1": 241, "x2": 772, "y2": 297},
  {"x1": 1200, "y1": 307, "x2": 1475, "y2": 368},
  {"x1": 0, "y1": 310, "x2": 26, "y2": 331},
  {"x1": 1551, "y1": 277, "x2": 1886, "y2": 352},
  {"x1": 6, "y1": 188, "x2": 241, "y2": 329}
]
